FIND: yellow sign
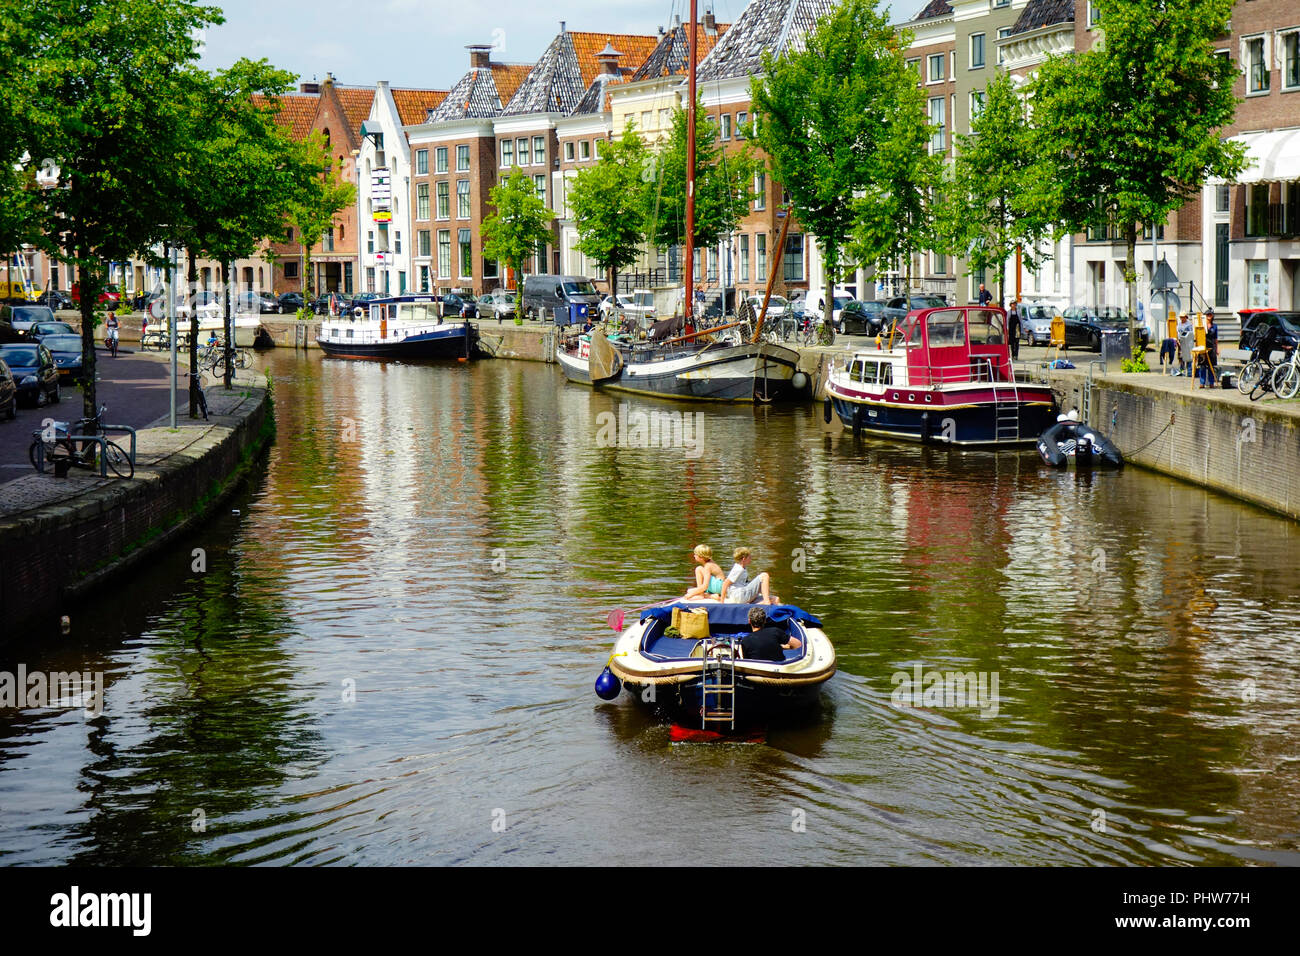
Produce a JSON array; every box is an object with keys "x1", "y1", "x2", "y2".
[{"x1": 373, "y1": 210, "x2": 392, "y2": 223}]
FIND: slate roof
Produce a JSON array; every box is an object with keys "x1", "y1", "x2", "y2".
[
  {"x1": 630, "y1": 20, "x2": 730, "y2": 81},
  {"x1": 1009, "y1": 0, "x2": 1075, "y2": 36},
  {"x1": 502, "y1": 30, "x2": 658, "y2": 116},
  {"x1": 572, "y1": 75, "x2": 629, "y2": 115},
  {"x1": 391, "y1": 88, "x2": 449, "y2": 126},
  {"x1": 697, "y1": 0, "x2": 838, "y2": 82},
  {"x1": 913, "y1": 0, "x2": 953, "y2": 20}
]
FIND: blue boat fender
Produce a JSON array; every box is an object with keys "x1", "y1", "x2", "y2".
[{"x1": 594, "y1": 666, "x2": 622, "y2": 701}]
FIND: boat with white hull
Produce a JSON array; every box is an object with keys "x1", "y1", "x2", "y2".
[{"x1": 317, "y1": 295, "x2": 474, "y2": 360}]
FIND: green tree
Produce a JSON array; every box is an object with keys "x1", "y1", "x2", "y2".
[
  {"x1": 939, "y1": 72, "x2": 1055, "y2": 305},
  {"x1": 751, "y1": 0, "x2": 910, "y2": 336},
  {"x1": 15, "y1": 0, "x2": 223, "y2": 417},
  {"x1": 568, "y1": 123, "x2": 649, "y2": 294},
  {"x1": 646, "y1": 99, "x2": 757, "y2": 253},
  {"x1": 482, "y1": 169, "x2": 555, "y2": 298},
  {"x1": 286, "y1": 132, "x2": 356, "y2": 305},
  {"x1": 849, "y1": 68, "x2": 943, "y2": 310},
  {"x1": 1030, "y1": 0, "x2": 1246, "y2": 350}
]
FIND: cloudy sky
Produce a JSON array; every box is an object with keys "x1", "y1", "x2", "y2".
[{"x1": 200, "y1": 0, "x2": 913, "y2": 90}]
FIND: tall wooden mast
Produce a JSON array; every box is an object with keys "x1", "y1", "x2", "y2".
[{"x1": 684, "y1": 0, "x2": 697, "y2": 326}]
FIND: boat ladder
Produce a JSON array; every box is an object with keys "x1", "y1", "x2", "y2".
[
  {"x1": 993, "y1": 381, "x2": 1021, "y2": 443},
  {"x1": 700, "y1": 638, "x2": 736, "y2": 730}
]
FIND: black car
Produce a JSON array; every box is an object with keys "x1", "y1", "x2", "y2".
[
  {"x1": 27, "y1": 320, "x2": 78, "y2": 342},
  {"x1": 235, "y1": 291, "x2": 281, "y2": 314},
  {"x1": 440, "y1": 292, "x2": 478, "y2": 318},
  {"x1": 881, "y1": 295, "x2": 947, "y2": 327},
  {"x1": 0, "y1": 320, "x2": 24, "y2": 344},
  {"x1": 278, "y1": 292, "x2": 305, "y2": 313},
  {"x1": 0, "y1": 342, "x2": 61, "y2": 406},
  {"x1": 837, "y1": 300, "x2": 888, "y2": 336},
  {"x1": 40, "y1": 334, "x2": 85, "y2": 378},
  {"x1": 1239, "y1": 310, "x2": 1300, "y2": 354},
  {"x1": 1061, "y1": 306, "x2": 1150, "y2": 351},
  {"x1": 35, "y1": 290, "x2": 73, "y2": 311},
  {"x1": 0, "y1": 358, "x2": 17, "y2": 420}
]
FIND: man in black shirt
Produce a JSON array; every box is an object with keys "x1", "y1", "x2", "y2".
[{"x1": 740, "y1": 607, "x2": 802, "y2": 662}]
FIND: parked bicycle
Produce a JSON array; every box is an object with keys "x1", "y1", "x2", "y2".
[
  {"x1": 1238, "y1": 329, "x2": 1291, "y2": 401},
  {"x1": 28, "y1": 403, "x2": 134, "y2": 479},
  {"x1": 1270, "y1": 345, "x2": 1300, "y2": 400}
]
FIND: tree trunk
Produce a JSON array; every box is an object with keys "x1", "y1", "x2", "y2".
[
  {"x1": 1124, "y1": 220, "x2": 1138, "y2": 353},
  {"x1": 823, "y1": 241, "x2": 835, "y2": 345},
  {"x1": 188, "y1": 253, "x2": 199, "y2": 418},
  {"x1": 78, "y1": 254, "x2": 98, "y2": 419}
]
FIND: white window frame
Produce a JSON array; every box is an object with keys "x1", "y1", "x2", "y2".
[
  {"x1": 457, "y1": 179, "x2": 470, "y2": 219},
  {"x1": 929, "y1": 96, "x2": 946, "y2": 154},
  {"x1": 435, "y1": 146, "x2": 448, "y2": 174},
  {"x1": 517, "y1": 137, "x2": 530, "y2": 166},
  {"x1": 720, "y1": 113, "x2": 731, "y2": 140},
  {"x1": 580, "y1": 140, "x2": 591, "y2": 160},
  {"x1": 997, "y1": 28, "x2": 1012, "y2": 65},
  {"x1": 532, "y1": 135, "x2": 545, "y2": 164},
  {"x1": 564, "y1": 141, "x2": 574, "y2": 161},
  {"x1": 754, "y1": 171, "x2": 766, "y2": 210},
  {"x1": 970, "y1": 33, "x2": 985, "y2": 70},
  {"x1": 500, "y1": 139, "x2": 513, "y2": 168},
  {"x1": 928, "y1": 53, "x2": 945, "y2": 84},
  {"x1": 971, "y1": 90, "x2": 985, "y2": 120},
  {"x1": 1281, "y1": 30, "x2": 1300, "y2": 91},
  {"x1": 457, "y1": 145, "x2": 470, "y2": 171},
  {"x1": 415, "y1": 148, "x2": 428, "y2": 175},
  {"x1": 736, "y1": 111, "x2": 748, "y2": 140}
]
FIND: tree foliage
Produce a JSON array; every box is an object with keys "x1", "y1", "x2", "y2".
[
  {"x1": 1030, "y1": 0, "x2": 1245, "y2": 347},
  {"x1": 568, "y1": 123, "x2": 649, "y2": 290},
  {"x1": 482, "y1": 169, "x2": 555, "y2": 282},
  {"x1": 751, "y1": 0, "x2": 911, "y2": 331},
  {"x1": 285, "y1": 132, "x2": 356, "y2": 303}
]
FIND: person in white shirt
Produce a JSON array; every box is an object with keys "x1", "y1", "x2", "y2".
[{"x1": 719, "y1": 547, "x2": 777, "y2": 605}]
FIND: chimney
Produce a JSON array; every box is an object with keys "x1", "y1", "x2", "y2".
[
  {"x1": 323, "y1": 72, "x2": 335, "y2": 88},
  {"x1": 300, "y1": 81, "x2": 320, "y2": 94},
  {"x1": 673, "y1": 14, "x2": 681, "y2": 28},
  {"x1": 703, "y1": 8, "x2": 717, "y2": 35},
  {"x1": 560, "y1": 20, "x2": 566, "y2": 33},
  {"x1": 595, "y1": 42, "x2": 622, "y2": 77},
  {"x1": 467, "y1": 43, "x2": 492, "y2": 69}
]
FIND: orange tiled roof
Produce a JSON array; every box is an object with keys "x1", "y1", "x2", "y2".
[
  {"x1": 335, "y1": 86, "x2": 376, "y2": 135},
  {"x1": 569, "y1": 31, "x2": 661, "y2": 85},
  {"x1": 253, "y1": 92, "x2": 319, "y2": 141},
  {"x1": 491, "y1": 63, "x2": 534, "y2": 106},
  {"x1": 391, "y1": 88, "x2": 449, "y2": 126}
]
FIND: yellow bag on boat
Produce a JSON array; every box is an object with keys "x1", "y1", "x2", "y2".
[{"x1": 672, "y1": 607, "x2": 710, "y2": 640}]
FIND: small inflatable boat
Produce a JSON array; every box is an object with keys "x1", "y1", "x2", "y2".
[{"x1": 1037, "y1": 411, "x2": 1123, "y2": 469}]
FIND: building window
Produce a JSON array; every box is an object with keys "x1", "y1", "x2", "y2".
[
  {"x1": 419, "y1": 265, "x2": 429, "y2": 293},
  {"x1": 932, "y1": 252, "x2": 946, "y2": 275},
  {"x1": 483, "y1": 258, "x2": 498, "y2": 279},
  {"x1": 366, "y1": 267, "x2": 375, "y2": 292},
  {"x1": 1285, "y1": 32, "x2": 1300, "y2": 90},
  {"x1": 757, "y1": 233, "x2": 767, "y2": 280},
  {"x1": 367, "y1": 231, "x2": 374, "y2": 254},
  {"x1": 928, "y1": 54, "x2": 944, "y2": 83},
  {"x1": 459, "y1": 229, "x2": 473, "y2": 278},
  {"x1": 1087, "y1": 2, "x2": 1100, "y2": 27},
  {"x1": 344, "y1": 263, "x2": 353, "y2": 294},
  {"x1": 1245, "y1": 183, "x2": 1270, "y2": 236},
  {"x1": 394, "y1": 232, "x2": 401, "y2": 255},
  {"x1": 970, "y1": 33, "x2": 985, "y2": 69},
  {"x1": 284, "y1": 261, "x2": 299, "y2": 279},
  {"x1": 418, "y1": 230, "x2": 431, "y2": 257},
  {"x1": 564, "y1": 141, "x2": 574, "y2": 161},
  {"x1": 416, "y1": 149, "x2": 428, "y2": 175},
  {"x1": 532, "y1": 135, "x2": 545, "y2": 165},
  {"x1": 720, "y1": 113, "x2": 732, "y2": 140},
  {"x1": 1245, "y1": 37, "x2": 1270, "y2": 93},
  {"x1": 1216, "y1": 185, "x2": 1230, "y2": 214},
  {"x1": 736, "y1": 112, "x2": 748, "y2": 139},
  {"x1": 501, "y1": 139, "x2": 513, "y2": 167},
  {"x1": 929, "y1": 96, "x2": 946, "y2": 153},
  {"x1": 457, "y1": 180, "x2": 471, "y2": 219},
  {"x1": 997, "y1": 27, "x2": 1011, "y2": 65},
  {"x1": 435, "y1": 147, "x2": 448, "y2": 173},
  {"x1": 907, "y1": 57, "x2": 921, "y2": 81},
  {"x1": 659, "y1": 108, "x2": 671, "y2": 127},
  {"x1": 517, "y1": 137, "x2": 530, "y2": 166},
  {"x1": 971, "y1": 90, "x2": 985, "y2": 119},
  {"x1": 994, "y1": 0, "x2": 1009, "y2": 7},
  {"x1": 436, "y1": 181, "x2": 449, "y2": 219},
  {"x1": 754, "y1": 171, "x2": 765, "y2": 210},
  {"x1": 323, "y1": 228, "x2": 334, "y2": 252},
  {"x1": 783, "y1": 233, "x2": 804, "y2": 282},
  {"x1": 580, "y1": 140, "x2": 590, "y2": 160},
  {"x1": 417, "y1": 183, "x2": 429, "y2": 220},
  {"x1": 534, "y1": 174, "x2": 545, "y2": 201},
  {"x1": 456, "y1": 145, "x2": 470, "y2": 171},
  {"x1": 739, "y1": 234, "x2": 749, "y2": 282},
  {"x1": 438, "y1": 230, "x2": 451, "y2": 278},
  {"x1": 641, "y1": 110, "x2": 652, "y2": 129}
]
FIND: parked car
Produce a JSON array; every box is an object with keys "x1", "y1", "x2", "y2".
[
  {"x1": 837, "y1": 300, "x2": 889, "y2": 336},
  {"x1": 0, "y1": 342, "x2": 60, "y2": 406},
  {"x1": 599, "y1": 293, "x2": 635, "y2": 321},
  {"x1": 803, "y1": 290, "x2": 855, "y2": 328},
  {"x1": 349, "y1": 292, "x2": 383, "y2": 314},
  {"x1": 477, "y1": 291, "x2": 517, "y2": 321},
  {"x1": 521, "y1": 274, "x2": 602, "y2": 321},
  {"x1": 0, "y1": 320, "x2": 23, "y2": 344},
  {"x1": 35, "y1": 290, "x2": 73, "y2": 312},
  {"x1": 1239, "y1": 310, "x2": 1300, "y2": 354},
  {"x1": 235, "y1": 291, "x2": 281, "y2": 314},
  {"x1": 1062, "y1": 306, "x2": 1150, "y2": 351},
  {"x1": 440, "y1": 291, "x2": 478, "y2": 318},
  {"x1": 70, "y1": 282, "x2": 121, "y2": 311},
  {"x1": 745, "y1": 294, "x2": 789, "y2": 319},
  {"x1": 0, "y1": 358, "x2": 17, "y2": 420},
  {"x1": 1018, "y1": 301, "x2": 1059, "y2": 345},
  {"x1": 27, "y1": 320, "x2": 77, "y2": 342},
  {"x1": 40, "y1": 334, "x2": 85, "y2": 378},
  {"x1": 881, "y1": 294, "x2": 947, "y2": 327},
  {"x1": 2, "y1": 304, "x2": 56, "y2": 333},
  {"x1": 278, "y1": 292, "x2": 305, "y2": 313}
]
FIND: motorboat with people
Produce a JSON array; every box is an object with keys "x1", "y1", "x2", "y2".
[
  {"x1": 1036, "y1": 411, "x2": 1124, "y2": 468},
  {"x1": 595, "y1": 601, "x2": 835, "y2": 728},
  {"x1": 317, "y1": 295, "x2": 475, "y2": 360},
  {"x1": 823, "y1": 305, "x2": 1057, "y2": 445}
]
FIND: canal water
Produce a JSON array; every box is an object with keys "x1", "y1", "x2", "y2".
[{"x1": 2, "y1": 351, "x2": 1298, "y2": 866}]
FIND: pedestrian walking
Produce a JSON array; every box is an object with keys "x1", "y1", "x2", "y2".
[{"x1": 1007, "y1": 301, "x2": 1021, "y2": 360}]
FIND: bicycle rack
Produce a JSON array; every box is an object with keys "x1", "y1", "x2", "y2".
[{"x1": 31, "y1": 424, "x2": 137, "y2": 478}]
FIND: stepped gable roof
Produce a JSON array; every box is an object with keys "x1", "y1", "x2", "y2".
[
  {"x1": 253, "y1": 92, "x2": 318, "y2": 141},
  {"x1": 391, "y1": 88, "x2": 449, "y2": 126},
  {"x1": 503, "y1": 30, "x2": 658, "y2": 116},
  {"x1": 913, "y1": 0, "x2": 953, "y2": 20},
  {"x1": 630, "y1": 20, "x2": 730, "y2": 81},
  {"x1": 697, "y1": 0, "x2": 838, "y2": 82},
  {"x1": 1009, "y1": 0, "x2": 1075, "y2": 36}
]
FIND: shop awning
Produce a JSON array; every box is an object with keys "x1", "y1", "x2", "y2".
[{"x1": 1217, "y1": 129, "x2": 1300, "y2": 185}]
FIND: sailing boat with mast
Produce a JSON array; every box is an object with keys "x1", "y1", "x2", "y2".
[{"x1": 556, "y1": 0, "x2": 806, "y2": 402}]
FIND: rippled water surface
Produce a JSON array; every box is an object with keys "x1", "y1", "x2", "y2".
[{"x1": 2, "y1": 351, "x2": 1298, "y2": 865}]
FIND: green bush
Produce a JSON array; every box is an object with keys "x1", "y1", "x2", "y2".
[{"x1": 1121, "y1": 347, "x2": 1150, "y2": 373}]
